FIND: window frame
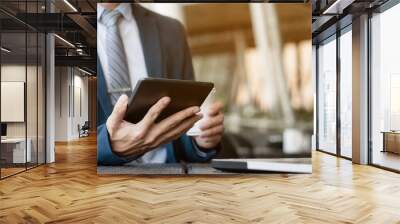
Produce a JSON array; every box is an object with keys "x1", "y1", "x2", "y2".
[{"x1": 315, "y1": 21, "x2": 353, "y2": 160}]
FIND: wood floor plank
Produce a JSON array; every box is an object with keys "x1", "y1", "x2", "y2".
[{"x1": 0, "y1": 135, "x2": 399, "y2": 224}]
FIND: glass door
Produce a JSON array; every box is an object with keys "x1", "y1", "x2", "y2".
[
  {"x1": 0, "y1": 0, "x2": 47, "y2": 179},
  {"x1": 1, "y1": 30, "x2": 28, "y2": 178}
]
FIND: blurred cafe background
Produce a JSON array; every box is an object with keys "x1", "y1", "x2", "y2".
[{"x1": 144, "y1": 3, "x2": 313, "y2": 159}]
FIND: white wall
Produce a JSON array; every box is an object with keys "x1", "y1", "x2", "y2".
[
  {"x1": 54, "y1": 67, "x2": 89, "y2": 141},
  {"x1": 55, "y1": 67, "x2": 68, "y2": 141},
  {"x1": 71, "y1": 73, "x2": 89, "y2": 139}
]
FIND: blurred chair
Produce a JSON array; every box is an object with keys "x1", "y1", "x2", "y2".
[{"x1": 78, "y1": 121, "x2": 90, "y2": 138}]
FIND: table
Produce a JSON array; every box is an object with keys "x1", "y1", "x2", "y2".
[
  {"x1": 1, "y1": 138, "x2": 31, "y2": 164},
  {"x1": 381, "y1": 131, "x2": 400, "y2": 154}
]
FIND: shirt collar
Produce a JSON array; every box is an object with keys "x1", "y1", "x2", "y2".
[
  {"x1": 97, "y1": 4, "x2": 104, "y2": 21},
  {"x1": 97, "y1": 3, "x2": 133, "y2": 23}
]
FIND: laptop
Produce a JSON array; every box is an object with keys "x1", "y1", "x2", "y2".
[
  {"x1": 98, "y1": 130, "x2": 312, "y2": 175},
  {"x1": 211, "y1": 158, "x2": 312, "y2": 173}
]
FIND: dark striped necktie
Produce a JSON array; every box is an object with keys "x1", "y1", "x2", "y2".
[{"x1": 101, "y1": 9, "x2": 132, "y2": 105}]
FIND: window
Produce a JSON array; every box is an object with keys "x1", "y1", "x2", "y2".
[
  {"x1": 339, "y1": 27, "x2": 352, "y2": 158},
  {"x1": 317, "y1": 36, "x2": 337, "y2": 154},
  {"x1": 370, "y1": 2, "x2": 400, "y2": 171}
]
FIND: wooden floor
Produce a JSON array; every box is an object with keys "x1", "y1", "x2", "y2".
[
  {"x1": 1, "y1": 167, "x2": 26, "y2": 178},
  {"x1": 0, "y1": 135, "x2": 400, "y2": 224}
]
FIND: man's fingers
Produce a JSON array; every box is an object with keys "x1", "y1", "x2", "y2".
[
  {"x1": 154, "y1": 114, "x2": 202, "y2": 147},
  {"x1": 207, "y1": 101, "x2": 224, "y2": 116},
  {"x1": 200, "y1": 124, "x2": 224, "y2": 138},
  {"x1": 138, "y1": 97, "x2": 171, "y2": 130},
  {"x1": 200, "y1": 113, "x2": 224, "y2": 130},
  {"x1": 198, "y1": 135, "x2": 221, "y2": 144},
  {"x1": 107, "y1": 95, "x2": 129, "y2": 134},
  {"x1": 155, "y1": 106, "x2": 201, "y2": 134},
  {"x1": 110, "y1": 94, "x2": 129, "y2": 122}
]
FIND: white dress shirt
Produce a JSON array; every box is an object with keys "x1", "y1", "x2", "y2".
[{"x1": 97, "y1": 4, "x2": 167, "y2": 164}]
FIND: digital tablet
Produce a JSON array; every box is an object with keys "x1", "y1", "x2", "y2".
[{"x1": 124, "y1": 78, "x2": 214, "y2": 124}]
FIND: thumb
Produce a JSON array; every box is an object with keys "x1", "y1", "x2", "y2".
[{"x1": 109, "y1": 94, "x2": 129, "y2": 124}]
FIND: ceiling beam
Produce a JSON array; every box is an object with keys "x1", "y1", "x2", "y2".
[
  {"x1": 55, "y1": 55, "x2": 96, "y2": 72},
  {"x1": 67, "y1": 13, "x2": 96, "y2": 43}
]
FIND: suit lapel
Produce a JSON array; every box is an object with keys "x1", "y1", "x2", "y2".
[
  {"x1": 132, "y1": 4, "x2": 163, "y2": 78},
  {"x1": 97, "y1": 58, "x2": 113, "y2": 116}
]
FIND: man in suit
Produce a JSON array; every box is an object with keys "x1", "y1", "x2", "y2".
[{"x1": 97, "y1": 3, "x2": 224, "y2": 165}]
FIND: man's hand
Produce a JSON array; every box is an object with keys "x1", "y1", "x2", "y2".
[
  {"x1": 194, "y1": 102, "x2": 224, "y2": 149},
  {"x1": 106, "y1": 95, "x2": 202, "y2": 158}
]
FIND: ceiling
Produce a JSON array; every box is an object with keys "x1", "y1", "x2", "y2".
[
  {"x1": 2, "y1": 0, "x2": 391, "y2": 73},
  {"x1": 0, "y1": 31, "x2": 45, "y2": 65},
  {"x1": 311, "y1": 0, "x2": 390, "y2": 42},
  {"x1": 0, "y1": 0, "x2": 96, "y2": 73}
]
